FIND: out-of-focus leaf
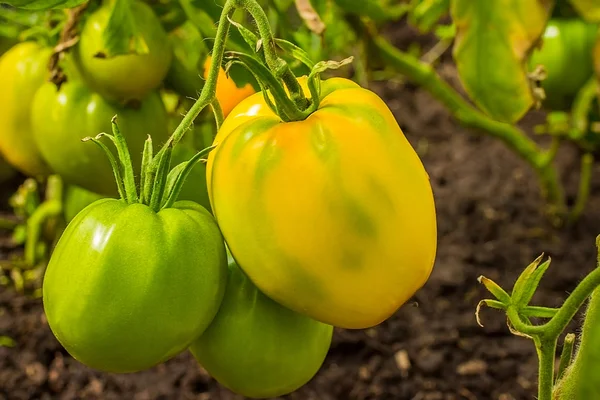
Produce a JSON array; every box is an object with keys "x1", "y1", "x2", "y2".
[
  {"x1": 1, "y1": 0, "x2": 85, "y2": 10},
  {"x1": 332, "y1": 0, "x2": 408, "y2": 22},
  {"x1": 0, "y1": 6, "x2": 48, "y2": 40},
  {"x1": 451, "y1": 0, "x2": 553, "y2": 123},
  {"x1": 101, "y1": 0, "x2": 149, "y2": 57},
  {"x1": 409, "y1": 0, "x2": 450, "y2": 33},
  {"x1": 570, "y1": 0, "x2": 600, "y2": 22},
  {"x1": 0, "y1": 336, "x2": 16, "y2": 347}
]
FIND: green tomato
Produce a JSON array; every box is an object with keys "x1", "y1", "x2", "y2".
[
  {"x1": 62, "y1": 185, "x2": 105, "y2": 222},
  {"x1": 190, "y1": 251, "x2": 333, "y2": 399},
  {"x1": 0, "y1": 41, "x2": 53, "y2": 177},
  {"x1": 31, "y1": 79, "x2": 170, "y2": 196},
  {"x1": 529, "y1": 18, "x2": 598, "y2": 110},
  {"x1": 43, "y1": 199, "x2": 228, "y2": 373},
  {"x1": 75, "y1": 0, "x2": 172, "y2": 103}
]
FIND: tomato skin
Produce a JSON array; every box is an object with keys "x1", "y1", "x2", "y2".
[
  {"x1": 190, "y1": 252, "x2": 332, "y2": 399},
  {"x1": 43, "y1": 199, "x2": 228, "y2": 373},
  {"x1": 203, "y1": 56, "x2": 255, "y2": 118},
  {"x1": 529, "y1": 19, "x2": 598, "y2": 110},
  {"x1": 207, "y1": 77, "x2": 437, "y2": 329},
  {"x1": 75, "y1": 0, "x2": 172, "y2": 103},
  {"x1": 31, "y1": 79, "x2": 170, "y2": 196},
  {"x1": 0, "y1": 41, "x2": 53, "y2": 177}
]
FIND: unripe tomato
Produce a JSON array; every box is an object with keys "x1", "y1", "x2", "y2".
[
  {"x1": 207, "y1": 77, "x2": 437, "y2": 329},
  {"x1": 31, "y1": 79, "x2": 170, "y2": 196},
  {"x1": 43, "y1": 199, "x2": 228, "y2": 373},
  {"x1": 75, "y1": 0, "x2": 172, "y2": 103},
  {"x1": 529, "y1": 18, "x2": 598, "y2": 110},
  {"x1": 190, "y1": 251, "x2": 332, "y2": 398},
  {"x1": 62, "y1": 185, "x2": 104, "y2": 222},
  {"x1": 0, "y1": 41, "x2": 53, "y2": 177}
]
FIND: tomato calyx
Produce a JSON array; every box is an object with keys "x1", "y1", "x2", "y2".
[
  {"x1": 223, "y1": 13, "x2": 353, "y2": 122},
  {"x1": 83, "y1": 116, "x2": 215, "y2": 212}
]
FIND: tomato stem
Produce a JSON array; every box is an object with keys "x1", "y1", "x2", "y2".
[{"x1": 25, "y1": 175, "x2": 63, "y2": 266}]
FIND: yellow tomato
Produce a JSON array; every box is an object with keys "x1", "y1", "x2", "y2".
[
  {"x1": 203, "y1": 55, "x2": 255, "y2": 118},
  {"x1": 0, "y1": 42, "x2": 53, "y2": 177},
  {"x1": 206, "y1": 77, "x2": 437, "y2": 329}
]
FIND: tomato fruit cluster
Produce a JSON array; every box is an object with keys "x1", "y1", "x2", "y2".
[
  {"x1": 529, "y1": 18, "x2": 598, "y2": 110},
  {"x1": 2, "y1": 1, "x2": 438, "y2": 398}
]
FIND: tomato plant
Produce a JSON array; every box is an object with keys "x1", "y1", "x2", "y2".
[
  {"x1": 0, "y1": 41, "x2": 53, "y2": 177},
  {"x1": 207, "y1": 77, "x2": 437, "y2": 329},
  {"x1": 74, "y1": 0, "x2": 172, "y2": 103},
  {"x1": 529, "y1": 18, "x2": 598, "y2": 110},
  {"x1": 31, "y1": 78, "x2": 170, "y2": 196},
  {"x1": 190, "y1": 250, "x2": 333, "y2": 398}
]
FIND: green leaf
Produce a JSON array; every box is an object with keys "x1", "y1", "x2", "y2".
[
  {"x1": 100, "y1": 0, "x2": 149, "y2": 58},
  {"x1": 1, "y1": 0, "x2": 85, "y2": 10},
  {"x1": 409, "y1": 0, "x2": 450, "y2": 33},
  {"x1": 451, "y1": 0, "x2": 553, "y2": 123},
  {"x1": 569, "y1": 0, "x2": 600, "y2": 22}
]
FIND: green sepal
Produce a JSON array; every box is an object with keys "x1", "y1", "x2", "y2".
[
  {"x1": 511, "y1": 254, "x2": 551, "y2": 308},
  {"x1": 225, "y1": 51, "x2": 306, "y2": 121},
  {"x1": 306, "y1": 56, "x2": 354, "y2": 114},
  {"x1": 139, "y1": 135, "x2": 153, "y2": 204},
  {"x1": 161, "y1": 144, "x2": 217, "y2": 210},
  {"x1": 82, "y1": 134, "x2": 127, "y2": 201},
  {"x1": 149, "y1": 144, "x2": 173, "y2": 212},
  {"x1": 477, "y1": 276, "x2": 511, "y2": 304},
  {"x1": 520, "y1": 305, "x2": 559, "y2": 319},
  {"x1": 274, "y1": 38, "x2": 316, "y2": 69}
]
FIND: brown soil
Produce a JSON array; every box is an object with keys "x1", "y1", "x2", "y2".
[{"x1": 2, "y1": 19, "x2": 600, "y2": 400}]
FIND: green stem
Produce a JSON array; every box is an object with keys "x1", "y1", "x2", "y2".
[
  {"x1": 568, "y1": 153, "x2": 593, "y2": 224},
  {"x1": 239, "y1": 0, "x2": 309, "y2": 111},
  {"x1": 25, "y1": 176, "x2": 64, "y2": 266},
  {"x1": 535, "y1": 335, "x2": 558, "y2": 400},
  {"x1": 359, "y1": 22, "x2": 566, "y2": 217},
  {"x1": 160, "y1": 1, "x2": 235, "y2": 156},
  {"x1": 556, "y1": 333, "x2": 575, "y2": 383},
  {"x1": 211, "y1": 99, "x2": 224, "y2": 131},
  {"x1": 570, "y1": 77, "x2": 598, "y2": 141}
]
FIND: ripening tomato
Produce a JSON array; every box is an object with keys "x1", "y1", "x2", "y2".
[
  {"x1": 206, "y1": 77, "x2": 437, "y2": 329},
  {"x1": 31, "y1": 79, "x2": 170, "y2": 196},
  {"x1": 203, "y1": 55, "x2": 255, "y2": 118},
  {"x1": 190, "y1": 250, "x2": 332, "y2": 398},
  {"x1": 43, "y1": 199, "x2": 228, "y2": 373},
  {"x1": 75, "y1": 0, "x2": 172, "y2": 103},
  {"x1": 529, "y1": 18, "x2": 598, "y2": 110},
  {"x1": 0, "y1": 41, "x2": 53, "y2": 177}
]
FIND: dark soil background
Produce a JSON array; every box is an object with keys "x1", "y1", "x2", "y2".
[{"x1": 2, "y1": 19, "x2": 600, "y2": 400}]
